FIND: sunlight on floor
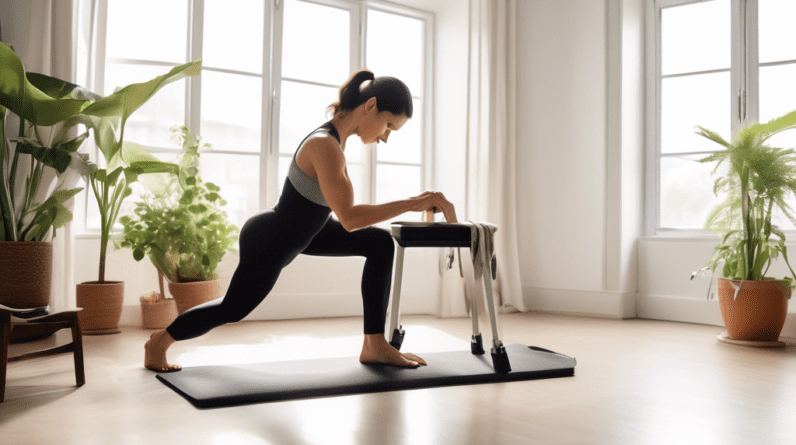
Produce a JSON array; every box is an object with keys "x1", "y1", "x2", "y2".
[{"x1": 176, "y1": 325, "x2": 471, "y2": 367}]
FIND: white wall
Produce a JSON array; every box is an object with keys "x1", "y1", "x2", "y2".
[{"x1": 517, "y1": 0, "x2": 623, "y2": 317}]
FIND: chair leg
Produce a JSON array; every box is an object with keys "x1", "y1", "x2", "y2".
[
  {"x1": 71, "y1": 312, "x2": 85, "y2": 387},
  {"x1": 480, "y1": 236, "x2": 511, "y2": 373},
  {"x1": 1, "y1": 311, "x2": 10, "y2": 402},
  {"x1": 388, "y1": 246, "x2": 406, "y2": 350},
  {"x1": 469, "y1": 258, "x2": 485, "y2": 355}
]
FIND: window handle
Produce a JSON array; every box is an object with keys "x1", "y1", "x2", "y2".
[
  {"x1": 738, "y1": 89, "x2": 743, "y2": 122},
  {"x1": 743, "y1": 90, "x2": 746, "y2": 121}
]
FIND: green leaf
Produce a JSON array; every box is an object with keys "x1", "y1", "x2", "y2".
[
  {"x1": 13, "y1": 138, "x2": 73, "y2": 174},
  {"x1": 78, "y1": 59, "x2": 202, "y2": 163},
  {"x1": 0, "y1": 43, "x2": 91, "y2": 126},
  {"x1": 695, "y1": 126, "x2": 732, "y2": 150},
  {"x1": 26, "y1": 72, "x2": 102, "y2": 101},
  {"x1": 106, "y1": 166, "x2": 125, "y2": 185}
]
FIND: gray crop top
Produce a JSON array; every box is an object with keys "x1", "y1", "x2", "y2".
[{"x1": 287, "y1": 122, "x2": 341, "y2": 208}]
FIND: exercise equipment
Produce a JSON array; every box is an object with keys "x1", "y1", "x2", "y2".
[
  {"x1": 156, "y1": 343, "x2": 576, "y2": 408},
  {"x1": 388, "y1": 221, "x2": 513, "y2": 373}
]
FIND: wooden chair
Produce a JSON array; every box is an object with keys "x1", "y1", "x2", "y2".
[{"x1": 0, "y1": 304, "x2": 85, "y2": 402}]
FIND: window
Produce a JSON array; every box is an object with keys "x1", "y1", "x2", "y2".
[
  {"x1": 648, "y1": 0, "x2": 796, "y2": 234},
  {"x1": 271, "y1": 0, "x2": 431, "y2": 229},
  {"x1": 82, "y1": 0, "x2": 432, "y2": 234}
]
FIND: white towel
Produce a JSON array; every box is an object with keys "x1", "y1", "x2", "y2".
[{"x1": 451, "y1": 221, "x2": 498, "y2": 281}]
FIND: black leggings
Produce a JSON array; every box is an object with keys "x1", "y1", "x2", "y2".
[{"x1": 165, "y1": 178, "x2": 395, "y2": 341}]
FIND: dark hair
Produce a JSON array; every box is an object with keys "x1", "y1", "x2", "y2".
[{"x1": 327, "y1": 69, "x2": 413, "y2": 119}]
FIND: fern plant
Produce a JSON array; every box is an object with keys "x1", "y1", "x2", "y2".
[{"x1": 692, "y1": 110, "x2": 796, "y2": 297}]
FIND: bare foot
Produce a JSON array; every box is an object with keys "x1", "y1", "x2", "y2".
[
  {"x1": 359, "y1": 334, "x2": 427, "y2": 368},
  {"x1": 144, "y1": 330, "x2": 181, "y2": 372}
]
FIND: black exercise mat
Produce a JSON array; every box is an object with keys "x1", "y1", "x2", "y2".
[{"x1": 156, "y1": 343, "x2": 576, "y2": 408}]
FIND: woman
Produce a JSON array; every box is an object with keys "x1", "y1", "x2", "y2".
[{"x1": 145, "y1": 70, "x2": 458, "y2": 372}]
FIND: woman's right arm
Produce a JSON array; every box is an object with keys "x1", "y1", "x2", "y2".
[{"x1": 311, "y1": 138, "x2": 457, "y2": 231}]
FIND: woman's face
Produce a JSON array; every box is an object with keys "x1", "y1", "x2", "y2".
[{"x1": 358, "y1": 97, "x2": 409, "y2": 145}]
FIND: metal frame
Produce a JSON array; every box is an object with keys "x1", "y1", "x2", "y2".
[{"x1": 387, "y1": 226, "x2": 509, "y2": 372}]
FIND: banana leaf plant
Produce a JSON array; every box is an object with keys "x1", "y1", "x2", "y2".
[
  {"x1": 0, "y1": 44, "x2": 98, "y2": 242},
  {"x1": 0, "y1": 42, "x2": 202, "y2": 283},
  {"x1": 691, "y1": 110, "x2": 796, "y2": 300}
]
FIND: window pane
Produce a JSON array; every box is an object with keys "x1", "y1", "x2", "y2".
[
  {"x1": 759, "y1": 64, "x2": 796, "y2": 150},
  {"x1": 203, "y1": 0, "x2": 263, "y2": 74},
  {"x1": 759, "y1": 0, "x2": 796, "y2": 64},
  {"x1": 760, "y1": 63, "x2": 796, "y2": 231},
  {"x1": 367, "y1": 9, "x2": 423, "y2": 96},
  {"x1": 279, "y1": 81, "x2": 338, "y2": 154},
  {"x1": 661, "y1": 72, "x2": 730, "y2": 154},
  {"x1": 106, "y1": 0, "x2": 187, "y2": 63},
  {"x1": 282, "y1": 0, "x2": 350, "y2": 85},
  {"x1": 376, "y1": 165, "x2": 420, "y2": 224},
  {"x1": 200, "y1": 70, "x2": 262, "y2": 153},
  {"x1": 104, "y1": 63, "x2": 186, "y2": 148},
  {"x1": 198, "y1": 152, "x2": 259, "y2": 229},
  {"x1": 376, "y1": 99, "x2": 421, "y2": 164},
  {"x1": 661, "y1": 0, "x2": 730, "y2": 76},
  {"x1": 660, "y1": 155, "x2": 728, "y2": 229}
]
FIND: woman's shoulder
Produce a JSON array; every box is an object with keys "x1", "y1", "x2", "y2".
[
  {"x1": 297, "y1": 132, "x2": 344, "y2": 177},
  {"x1": 302, "y1": 131, "x2": 342, "y2": 159}
]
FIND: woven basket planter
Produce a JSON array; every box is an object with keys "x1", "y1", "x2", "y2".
[
  {"x1": 0, "y1": 241, "x2": 52, "y2": 309},
  {"x1": 76, "y1": 281, "x2": 124, "y2": 335}
]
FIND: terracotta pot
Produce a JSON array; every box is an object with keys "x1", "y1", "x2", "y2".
[
  {"x1": 141, "y1": 298, "x2": 178, "y2": 329},
  {"x1": 167, "y1": 279, "x2": 221, "y2": 314},
  {"x1": 0, "y1": 241, "x2": 52, "y2": 309},
  {"x1": 717, "y1": 278, "x2": 790, "y2": 341},
  {"x1": 76, "y1": 281, "x2": 124, "y2": 335}
]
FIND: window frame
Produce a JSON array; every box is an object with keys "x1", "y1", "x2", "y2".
[
  {"x1": 79, "y1": 0, "x2": 434, "y2": 235},
  {"x1": 645, "y1": 0, "x2": 768, "y2": 237}
]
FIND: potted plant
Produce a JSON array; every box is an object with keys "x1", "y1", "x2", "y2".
[
  {"x1": 115, "y1": 125, "x2": 239, "y2": 314},
  {"x1": 71, "y1": 60, "x2": 202, "y2": 334},
  {"x1": 0, "y1": 42, "x2": 97, "y2": 310},
  {"x1": 692, "y1": 110, "x2": 796, "y2": 343},
  {"x1": 139, "y1": 268, "x2": 178, "y2": 329}
]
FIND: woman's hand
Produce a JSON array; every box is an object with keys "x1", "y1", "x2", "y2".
[{"x1": 412, "y1": 191, "x2": 458, "y2": 223}]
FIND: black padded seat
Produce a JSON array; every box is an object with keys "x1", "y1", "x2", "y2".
[{"x1": 390, "y1": 222, "x2": 472, "y2": 248}]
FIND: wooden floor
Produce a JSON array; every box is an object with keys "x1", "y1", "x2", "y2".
[{"x1": 1, "y1": 312, "x2": 795, "y2": 444}]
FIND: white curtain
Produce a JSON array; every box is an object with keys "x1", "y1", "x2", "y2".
[
  {"x1": 438, "y1": 0, "x2": 525, "y2": 329},
  {"x1": 4, "y1": 0, "x2": 82, "y2": 312}
]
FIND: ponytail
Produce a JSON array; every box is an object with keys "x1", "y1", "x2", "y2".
[{"x1": 326, "y1": 69, "x2": 413, "y2": 119}]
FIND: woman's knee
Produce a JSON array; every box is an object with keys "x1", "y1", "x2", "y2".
[{"x1": 364, "y1": 227, "x2": 395, "y2": 258}]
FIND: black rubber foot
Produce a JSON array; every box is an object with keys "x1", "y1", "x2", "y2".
[
  {"x1": 471, "y1": 334, "x2": 485, "y2": 355},
  {"x1": 491, "y1": 345, "x2": 512, "y2": 373},
  {"x1": 389, "y1": 326, "x2": 405, "y2": 350}
]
